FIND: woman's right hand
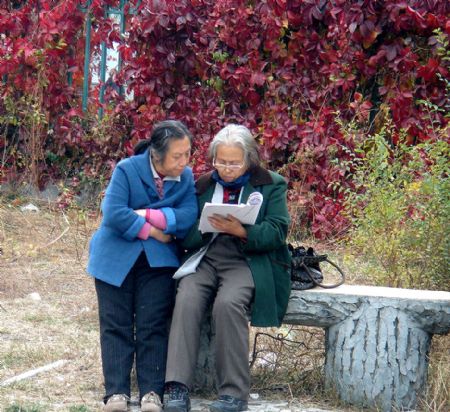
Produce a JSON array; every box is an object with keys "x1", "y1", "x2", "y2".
[{"x1": 150, "y1": 226, "x2": 172, "y2": 243}]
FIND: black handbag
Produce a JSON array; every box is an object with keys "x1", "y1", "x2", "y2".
[{"x1": 289, "y1": 244, "x2": 345, "y2": 290}]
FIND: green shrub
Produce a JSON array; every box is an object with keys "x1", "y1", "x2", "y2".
[
  {"x1": 4, "y1": 404, "x2": 44, "y2": 412},
  {"x1": 69, "y1": 406, "x2": 91, "y2": 412},
  {"x1": 343, "y1": 128, "x2": 449, "y2": 289}
]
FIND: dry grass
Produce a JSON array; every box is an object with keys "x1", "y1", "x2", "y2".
[
  {"x1": 0, "y1": 197, "x2": 448, "y2": 412},
  {"x1": 418, "y1": 335, "x2": 450, "y2": 412},
  {"x1": 0, "y1": 199, "x2": 103, "y2": 411},
  {"x1": 249, "y1": 326, "x2": 328, "y2": 405}
]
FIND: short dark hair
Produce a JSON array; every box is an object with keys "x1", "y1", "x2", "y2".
[{"x1": 134, "y1": 120, "x2": 192, "y2": 160}]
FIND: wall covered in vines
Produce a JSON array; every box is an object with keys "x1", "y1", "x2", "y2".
[{"x1": 1, "y1": 0, "x2": 448, "y2": 237}]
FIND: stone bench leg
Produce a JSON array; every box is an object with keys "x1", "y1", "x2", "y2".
[
  {"x1": 284, "y1": 286, "x2": 450, "y2": 412},
  {"x1": 325, "y1": 305, "x2": 430, "y2": 411},
  {"x1": 192, "y1": 311, "x2": 216, "y2": 394}
]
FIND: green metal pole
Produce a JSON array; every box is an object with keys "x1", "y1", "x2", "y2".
[
  {"x1": 82, "y1": 14, "x2": 92, "y2": 112},
  {"x1": 119, "y1": 0, "x2": 125, "y2": 70},
  {"x1": 67, "y1": 48, "x2": 73, "y2": 86},
  {"x1": 118, "y1": 0, "x2": 126, "y2": 97},
  {"x1": 98, "y1": 41, "x2": 108, "y2": 119},
  {"x1": 129, "y1": 0, "x2": 142, "y2": 14}
]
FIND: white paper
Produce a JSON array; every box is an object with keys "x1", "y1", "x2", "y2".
[
  {"x1": 173, "y1": 244, "x2": 209, "y2": 279},
  {"x1": 198, "y1": 192, "x2": 263, "y2": 233}
]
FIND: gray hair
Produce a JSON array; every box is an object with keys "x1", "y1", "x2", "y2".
[{"x1": 208, "y1": 124, "x2": 261, "y2": 169}]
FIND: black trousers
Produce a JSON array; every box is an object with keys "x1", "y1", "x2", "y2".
[{"x1": 95, "y1": 252, "x2": 175, "y2": 401}]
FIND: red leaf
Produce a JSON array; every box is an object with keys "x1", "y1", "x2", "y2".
[
  {"x1": 66, "y1": 108, "x2": 82, "y2": 118},
  {"x1": 250, "y1": 72, "x2": 266, "y2": 86},
  {"x1": 386, "y1": 46, "x2": 397, "y2": 61},
  {"x1": 417, "y1": 58, "x2": 439, "y2": 81}
]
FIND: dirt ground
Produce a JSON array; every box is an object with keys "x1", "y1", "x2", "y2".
[
  {"x1": 0, "y1": 201, "x2": 349, "y2": 412},
  {"x1": 0, "y1": 201, "x2": 103, "y2": 411},
  {"x1": 0, "y1": 200, "x2": 448, "y2": 412}
]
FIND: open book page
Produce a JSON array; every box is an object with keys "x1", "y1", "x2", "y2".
[{"x1": 198, "y1": 192, "x2": 263, "y2": 233}]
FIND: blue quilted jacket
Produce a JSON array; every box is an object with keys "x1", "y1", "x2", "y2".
[{"x1": 87, "y1": 148, "x2": 198, "y2": 286}]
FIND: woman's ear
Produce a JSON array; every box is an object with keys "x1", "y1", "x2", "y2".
[{"x1": 151, "y1": 152, "x2": 162, "y2": 165}]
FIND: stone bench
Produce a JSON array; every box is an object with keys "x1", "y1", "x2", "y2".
[
  {"x1": 194, "y1": 285, "x2": 450, "y2": 412},
  {"x1": 283, "y1": 285, "x2": 450, "y2": 411}
]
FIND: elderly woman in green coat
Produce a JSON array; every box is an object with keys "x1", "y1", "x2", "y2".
[{"x1": 164, "y1": 124, "x2": 291, "y2": 412}]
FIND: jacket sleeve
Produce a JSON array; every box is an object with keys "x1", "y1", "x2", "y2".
[
  {"x1": 242, "y1": 174, "x2": 290, "y2": 253},
  {"x1": 160, "y1": 169, "x2": 198, "y2": 239},
  {"x1": 100, "y1": 164, "x2": 146, "y2": 241},
  {"x1": 180, "y1": 216, "x2": 213, "y2": 251}
]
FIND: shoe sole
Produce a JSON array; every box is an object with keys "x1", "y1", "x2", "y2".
[
  {"x1": 141, "y1": 408, "x2": 162, "y2": 412},
  {"x1": 164, "y1": 408, "x2": 191, "y2": 412},
  {"x1": 209, "y1": 406, "x2": 248, "y2": 412}
]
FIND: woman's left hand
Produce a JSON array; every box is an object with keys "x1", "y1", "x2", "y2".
[
  {"x1": 135, "y1": 209, "x2": 147, "y2": 218},
  {"x1": 150, "y1": 226, "x2": 172, "y2": 243},
  {"x1": 208, "y1": 214, "x2": 247, "y2": 239}
]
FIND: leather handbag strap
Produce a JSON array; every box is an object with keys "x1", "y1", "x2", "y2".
[{"x1": 298, "y1": 258, "x2": 345, "y2": 289}]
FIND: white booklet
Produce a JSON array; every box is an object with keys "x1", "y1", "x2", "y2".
[{"x1": 198, "y1": 192, "x2": 263, "y2": 233}]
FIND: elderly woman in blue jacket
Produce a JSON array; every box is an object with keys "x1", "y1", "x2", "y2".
[{"x1": 87, "y1": 120, "x2": 197, "y2": 412}]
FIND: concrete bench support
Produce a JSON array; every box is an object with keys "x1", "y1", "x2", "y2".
[{"x1": 284, "y1": 285, "x2": 450, "y2": 411}]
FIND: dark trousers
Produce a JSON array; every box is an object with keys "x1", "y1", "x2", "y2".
[{"x1": 95, "y1": 252, "x2": 175, "y2": 401}]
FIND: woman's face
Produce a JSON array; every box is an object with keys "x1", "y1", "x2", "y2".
[
  {"x1": 214, "y1": 144, "x2": 247, "y2": 182},
  {"x1": 155, "y1": 136, "x2": 191, "y2": 177}
]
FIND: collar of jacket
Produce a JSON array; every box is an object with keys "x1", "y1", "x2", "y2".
[
  {"x1": 196, "y1": 166, "x2": 273, "y2": 195},
  {"x1": 129, "y1": 148, "x2": 153, "y2": 187}
]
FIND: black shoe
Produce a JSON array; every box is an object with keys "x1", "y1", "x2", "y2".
[
  {"x1": 209, "y1": 395, "x2": 248, "y2": 412},
  {"x1": 164, "y1": 382, "x2": 191, "y2": 412}
]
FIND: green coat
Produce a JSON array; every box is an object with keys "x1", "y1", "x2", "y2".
[{"x1": 181, "y1": 166, "x2": 291, "y2": 327}]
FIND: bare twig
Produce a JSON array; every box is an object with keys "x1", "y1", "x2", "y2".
[
  {"x1": 38, "y1": 212, "x2": 70, "y2": 250},
  {"x1": 39, "y1": 225, "x2": 70, "y2": 250},
  {"x1": 0, "y1": 360, "x2": 68, "y2": 387}
]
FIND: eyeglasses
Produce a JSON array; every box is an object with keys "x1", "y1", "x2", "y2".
[{"x1": 213, "y1": 160, "x2": 245, "y2": 171}]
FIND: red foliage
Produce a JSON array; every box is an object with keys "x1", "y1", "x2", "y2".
[{"x1": 1, "y1": 0, "x2": 449, "y2": 238}]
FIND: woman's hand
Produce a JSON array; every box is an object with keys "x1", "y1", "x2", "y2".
[
  {"x1": 135, "y1": 209, "x2": 147, "y2": 218},
  {"x1": 208, "y1": 214, "x2": 247, "y2": 239},
  {"x1": 150, "y1": 226, "x2": 172, "y2": 243}
]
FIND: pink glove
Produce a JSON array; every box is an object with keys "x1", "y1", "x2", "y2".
[
  {"x1": 146, "y1": 209, "x2": 167, "y2": 230},
  {"x1": 137, "y1": 222, "x2": 152, "y2": 240}
]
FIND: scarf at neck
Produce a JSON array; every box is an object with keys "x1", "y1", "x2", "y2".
[{"x1": 211, "y1": 170, "x2": 250, "y2": 190}]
